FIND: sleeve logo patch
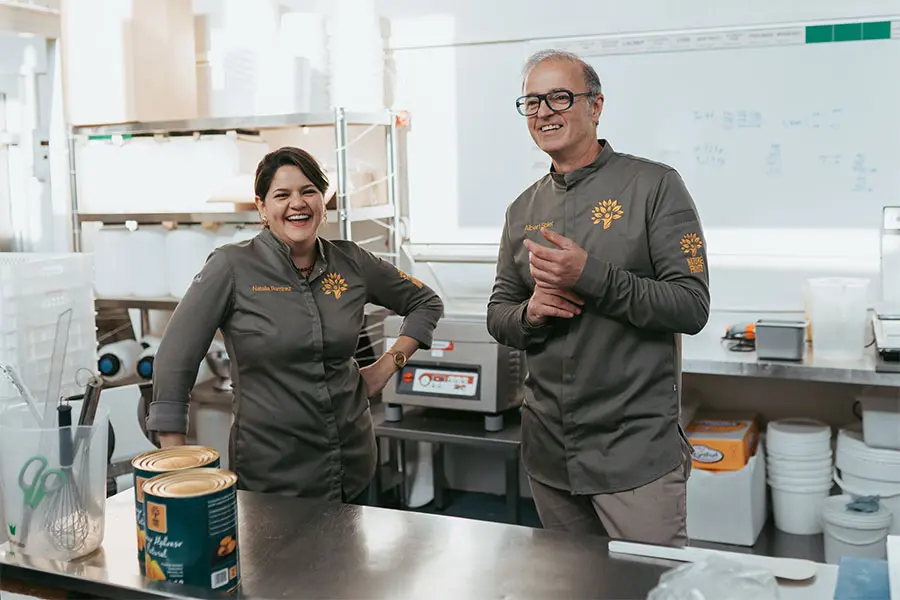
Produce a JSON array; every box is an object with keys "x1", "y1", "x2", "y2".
[
  {"x1": 591, "y1": 200, "x2": 623, "y2": 230},
  {"x1": 396, "y1": 267, "x2": 424, "y2": 289},
  {"x1": 321, "y1": 272, "x2": 349, "y2": 299},
  {"x1": 680, "y1": 233, "x2": 705, "y2": 273}
]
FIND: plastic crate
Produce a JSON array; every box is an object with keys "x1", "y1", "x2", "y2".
[
  {"x1": 0, "y1": 253, "x2": 95, "y2": 298},
  {"x1": 0, "y1": 252, "x2": 98, "y2": 401}
]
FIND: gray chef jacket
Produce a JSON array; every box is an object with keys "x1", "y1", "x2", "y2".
[
  {"x1": 486, "y1": 140, "x2": 710, "y2": 495},
  {"x1": 146, "y1": 228, "x2": 444, "y2": 501}
]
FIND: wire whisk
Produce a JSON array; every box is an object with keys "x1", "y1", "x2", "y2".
[{"x1": 44, "y1": 403, "x2": 89, "y2": 553}]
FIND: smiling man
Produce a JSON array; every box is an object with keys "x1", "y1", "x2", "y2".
[{"x1": 486, "y1": 49, "x2": 711, "y2": 546}]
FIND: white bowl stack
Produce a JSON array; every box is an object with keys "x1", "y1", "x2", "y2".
[{"x1": 766, "y1": 418, "x2": 835, "y2": 534}]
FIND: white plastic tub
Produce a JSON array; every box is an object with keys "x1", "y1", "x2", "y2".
[
  {"x1": 834, "y1": 425, "x2": 900, "y2": 534},
  {"x1": 858, "y1": 393, "x2": 900, "y2": 451},
  {"x1": 770, "y1": 480, "x2": 833, "y2": 535},
  {"x1": 821, "y1": 494, "x2": 893, "y2": 565}
]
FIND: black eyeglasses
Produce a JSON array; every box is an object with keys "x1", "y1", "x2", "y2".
[{"x1": 515, "y1": 90, "x2": 593, "y2": 117}]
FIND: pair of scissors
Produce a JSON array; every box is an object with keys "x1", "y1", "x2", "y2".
[{"x1": 18, "y1": 455, "x2": 67, "y2": 509}]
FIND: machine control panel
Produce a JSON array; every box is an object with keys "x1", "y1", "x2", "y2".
[{"x1": 394, "y1": 363, "x2": 481, "y2": 400}]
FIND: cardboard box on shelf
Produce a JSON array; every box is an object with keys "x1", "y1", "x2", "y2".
[
  {"x1": 62, "y1": 0, "x2": 198, "y2": 125},
  {"x1": 686, "y1": 412, "x2": 760, "y2": 472},
  {"x1": 687, "y1": 438, "x2": 768, "y2": 546}
]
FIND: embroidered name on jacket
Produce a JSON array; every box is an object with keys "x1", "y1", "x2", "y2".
[
  {"x1": 525, "y1": 221, "x2": 554, "y2": 232},
  {"x1": 251, "y1": 285, "x2": 292, "y2": 292}
]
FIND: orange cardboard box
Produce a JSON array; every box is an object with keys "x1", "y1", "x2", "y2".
[{"x1": 686, "y1": 413, "x2": 759, "y2": 472}]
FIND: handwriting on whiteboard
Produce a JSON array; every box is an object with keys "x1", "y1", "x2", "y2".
[
  {"x1": 691, "y1": 108, "x2": 844, "y2": 131},
  {"x1": 681, "y1": 106, "x2": 872, "y2": 193}
]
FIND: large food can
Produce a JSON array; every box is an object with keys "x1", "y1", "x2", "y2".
[
  {"x1": 142, "y1": 468, "x2": 240, "y2": 592},
  {"x1": 131, "y1": 446, "x2": 220, "y2": 569}
]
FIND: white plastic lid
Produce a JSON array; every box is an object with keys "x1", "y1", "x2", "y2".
[
  {"x1": 837, "y1": 427, "x2": 900, "y2": 466},
  {"x1": 821, "y1": 494, "x2": 893, "y2": 530},
  {"x1": 767, "y1": 418, "x2": 832, "y2": 445}
]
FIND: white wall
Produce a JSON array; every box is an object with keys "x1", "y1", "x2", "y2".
[{"x1": 381, "y1": 0, "x2": 898, "y2": 313}]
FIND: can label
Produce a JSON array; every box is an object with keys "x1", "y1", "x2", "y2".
[
  {"x1": 143, "y1": 479, "x2": 240, "y2": 591},
  {"x1": 132, "y1": 447, "x2": 220, "y2": 570}
]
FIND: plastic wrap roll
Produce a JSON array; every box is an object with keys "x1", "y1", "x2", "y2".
[
  {"x1": 139, "y1": 335, "x2": 162, "y2": 350},
  {"x1": 136, "y1": 345, "x2": 155, "y2": 380},
  {"x1": 98, "y1": 339, "x2": 143, "y2": 383}
]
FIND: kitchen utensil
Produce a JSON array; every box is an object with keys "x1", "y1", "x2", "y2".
[
  {"x1": 16, "y1": 453, "x2": 66, "y2": 548},
  {"x1": 72, "y1": 375, "x2": 103, "y2": 456},
  {"x1": 607, "y1": 540, "x2": 818, "y2": 581},
  {"x1": 44, "y1": 403, "x2": 89, "y2": 552},
  {"x1": 0, "y1": 363, "x2": 42, "y2": 425},
  {"x1": 43, "y1": 308, "x2": 73, "y2": 428},
  {"x1": 18, "y1": 455, "x2": 65, "y2": 509}
]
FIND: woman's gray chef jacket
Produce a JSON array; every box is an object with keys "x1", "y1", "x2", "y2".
[{"x1": 146, "y1": 228, "x2": 444, "y2": 501}]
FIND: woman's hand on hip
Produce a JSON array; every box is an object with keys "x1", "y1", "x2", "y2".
[{"x1": 360, "y1": 357, "x2": 397, "y2": 398}]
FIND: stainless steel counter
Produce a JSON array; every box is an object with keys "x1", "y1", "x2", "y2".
[
  {"x1": 1, "y1": 490, "x2": 676, "y2": 600},
  {"x1": 683, "y1": 310, "x2": 900, "y2": 387}
]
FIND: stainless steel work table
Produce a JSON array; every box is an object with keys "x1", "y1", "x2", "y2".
[
  {"x1": 684, "y1": 310, "x2": 900, "y2": 386},
  {"x1": 0, "y1": 490, "x2": 676, "y2": 600}
]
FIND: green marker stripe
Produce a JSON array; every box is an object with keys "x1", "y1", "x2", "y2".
[{"x1": 805, "y1": 20, "x2": 892, "y2": 44}]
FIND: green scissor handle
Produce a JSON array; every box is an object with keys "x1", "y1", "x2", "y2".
[{"x1": 17, "y1": 455, "x2": 66, "y2": 509}]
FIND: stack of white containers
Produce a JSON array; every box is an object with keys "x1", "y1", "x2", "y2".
[
  {"x1": 0, "y1": 253, "x2": 98, "y2": 402},
  {"x1": 326, "y1": 0, "x2": 385, "y2": 112},
  {"x1": 834, "y1": 423, "x2": 900, "y2": 535},
  {"x1": 766, "y1": 418, "x2": 834, "y2": 534},
  {"x1": 92, "y1": 225, "x2": 261, "y2": 300}
]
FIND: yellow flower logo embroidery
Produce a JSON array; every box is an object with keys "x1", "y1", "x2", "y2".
[
  {"x1": 680, "y1": 233, "x2": 703, "y2": 257},
  {"x1": 591, "y1": 199, "x2": 624, "y2": 230},
  {"x1": 396, "y1": 267, "x2": 424, "y2": 289},
  {"x1": 321, "y1": 272, "x2": 349, "y2": 299}
]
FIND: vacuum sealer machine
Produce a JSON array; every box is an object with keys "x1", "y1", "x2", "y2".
[{"x1": 380, "y1": 312, "x2": 525, "y2": 431}]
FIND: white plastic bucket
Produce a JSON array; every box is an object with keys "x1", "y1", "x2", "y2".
[
  {"x1": 834, "y1": 425, "x2": 900, "y2": 534},
  {"x1": 767, "y1": 457, "x2": 833, "y2": 473},
  {"x1": 770, "y1": 480, "x2": 833, "y2": 535},
  {"x1": 767, "y1": 418, "x2": 832, "y2": 446},
  {"x1": 857, "y1": 393, "x2": 900, "y2": 451},
  {"x1": 821, "y1": 494, "x2": 893, "y2": 565},
  {"x1": 768, "y1": 464, "x2": 832, "y2": 482}
]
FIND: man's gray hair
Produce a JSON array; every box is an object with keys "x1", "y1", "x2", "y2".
[{"x1": 522, "y1": 49, "x2": 603, "y2": 98}]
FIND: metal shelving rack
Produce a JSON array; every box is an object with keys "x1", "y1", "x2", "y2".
[{"x1": 69, "y1": 107, "x2": 408, "y2": 312}]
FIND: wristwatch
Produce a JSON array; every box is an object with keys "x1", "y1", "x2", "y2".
[{"x1": 386, "y1": 349, "x2": 407, "y2": 370}]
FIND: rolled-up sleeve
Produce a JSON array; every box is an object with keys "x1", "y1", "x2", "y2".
[
  {"x1": 486, "y1": 210, "x2": 552, "y2": 350},
  {"x1": 356, "y1": 246, "x2": 443, "y2": 349},
  {"x1": 147, "y1": 249, "x2": 235, "y2": 434},
  {"x1": 572, "y1": 169, "x2": 711, "y2": 335}
]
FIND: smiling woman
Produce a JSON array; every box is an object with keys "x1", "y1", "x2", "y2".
[
  {"x1": 146, "y1": 146, "x2": 445, "y2": 504},
  {"x1": 254, "y1": 148, "x2": 329, "y2": 275}
]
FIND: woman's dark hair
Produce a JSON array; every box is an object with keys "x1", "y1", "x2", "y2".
[{"x1": 254, "y1": 146, "x2": 329, "y2": 200}]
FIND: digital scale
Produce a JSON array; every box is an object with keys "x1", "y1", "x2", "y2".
[{"x1": 380, "y1": 312, "x2": 526, "y2": 431}]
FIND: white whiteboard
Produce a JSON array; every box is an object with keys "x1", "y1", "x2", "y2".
[
  {"x1": 529, "y1": 21, "x2": 900, "y2": 259},
  {"x1": 394, "y1": 19, "x2": 900, "y2": 258}
]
